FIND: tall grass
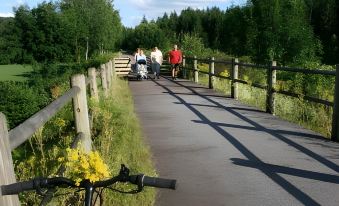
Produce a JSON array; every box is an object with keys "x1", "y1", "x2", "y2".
[
  {"x1": 13, "y1": 77, "x2": 156, "y2": 205},
  {"x1": 91, "y1": 77, "x2": 156, "y2": 205}
]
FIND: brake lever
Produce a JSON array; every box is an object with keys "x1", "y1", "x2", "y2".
[{"x1": 118, "y1": 164, "x2": 130, "y2": 182}]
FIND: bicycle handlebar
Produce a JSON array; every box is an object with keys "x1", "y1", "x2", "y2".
[
  {"x1": 1, "y1": 167, "x2": 176, "y2": 196},
  {"x1": 1, "y1": 180, "x2": 34, "y2": 196},
  {"x1": 130, "y1": 175, "x2": 176, "y2": 190},
  {"x1": 1, "y1": 177, "x2": 76, "y2": 196}
]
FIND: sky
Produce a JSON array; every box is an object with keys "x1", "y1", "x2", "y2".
[{"x1": 0, "y1": 0, "x2": 247, "y2": 27}]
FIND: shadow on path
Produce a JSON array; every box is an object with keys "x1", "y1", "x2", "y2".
[{"x1": 151, "y1": 76, "x2": 339, "y2": 206}]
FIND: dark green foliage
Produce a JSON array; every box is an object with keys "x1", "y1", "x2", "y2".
[
  {"x1": 0, "y1": 0, "x2": 122, "y2": 64},
  {"x1": 0, "y1": 81, "x2": 49, "y2": 128},
  {"x1": 121, "y1": 22, "x2": 169, "y2": 51},
  {"x1": 134, "y1": 0, "x2": 339, "y2": 65},
  {"x1": 0, "y1": 18, "x2": 22, "y2": 64}
]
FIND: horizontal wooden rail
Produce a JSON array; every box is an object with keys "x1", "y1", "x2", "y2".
[
  {"x1": 185, "y1": 57, "x2": 233, "y2": 64},
  {"x1": 9, "y1": 86, "x2": 80, "y2": 150},
  {"x1": 213, "y1": 60, "x2": 232, "y2": 64},
  {"x1": 1, "y1": 59, "x2": 115, "y2": 206},
  {"x1": 182, "y1": 56, "x2": 339, "y2": 141},
  {"x1": 236, "y1": 62, "x2": 268, "y2": 69},
  {"x1": 236, "y1": 62, "x2": 336, "y2": 75}
]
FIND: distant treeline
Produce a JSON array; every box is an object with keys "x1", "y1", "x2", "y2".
[
  {"x1": 122, "y1": 0, "x2": 339, "y2": 65},
  {"x1": 0, "y1": 0, "x2": 123, "y2": 64}
]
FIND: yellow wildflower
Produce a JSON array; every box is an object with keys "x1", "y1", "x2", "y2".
[{"x1": 62, "y1": 148, "x2": 111, "y2": 184}]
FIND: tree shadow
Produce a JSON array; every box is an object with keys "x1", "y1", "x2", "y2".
[
  {"x1": 150, "y1": 77, "x2": 339, "y2": 205},
  {"x1": 231, "y1": 158, "x2": 339, "y2": 184}
]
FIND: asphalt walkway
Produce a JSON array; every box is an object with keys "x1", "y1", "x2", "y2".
[{"x1": 129, "y1": 76, "x2": 339, "y2": 206}]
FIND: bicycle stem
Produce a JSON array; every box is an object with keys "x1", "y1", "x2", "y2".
[{"x1": 82, "y1": 180, "x2": 94, "y2": 206}]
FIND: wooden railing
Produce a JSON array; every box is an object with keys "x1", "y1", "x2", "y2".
[
  {"x1": 182, "y1": 56, "x2": 339, "y2": 142},
  {"x1": 0, "y1": 59, "x2": 116, "y2": 205}
]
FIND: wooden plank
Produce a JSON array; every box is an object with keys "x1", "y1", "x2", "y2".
[
  {"x1": 0, "y1": 113, "x2": 20, "y2": 206},
  {"x1": 231, "y1": 58, "x2": 239, "y2": 99},
  {"x1": 115, "y1": 65, "x2": 130, "y2": 68},
  {"x1": 116, "y1": 72, "x2": 130, "y2": 75},
  {"x1": 331, "y1": 65, "x2": 339, "y2": 142},
  {"x1": 100, "y1": 65, "x2": 108, "y2": 97},
  {"x1": 115, "y1": 68, "x2": 131, "y2": 72},
  {"x1": 266, "y1": 61, "x2": 276, "y2": 114},
  {"x1": 194, "y1": 56, "x2": 198, "y2": 83},
  {"x1": 88, "y1": 68, "x2": 98, "y2": 102},
  {"x1": 114, "y1": 60, "x2": 130, "y2": 63},
  {"x1": 71, "y1": 74, "x2": 91, "y2": 153}
]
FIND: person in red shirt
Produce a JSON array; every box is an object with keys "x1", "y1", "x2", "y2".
[{"x1": 168, "y1": 44, "x2": 182, "y2": 80}]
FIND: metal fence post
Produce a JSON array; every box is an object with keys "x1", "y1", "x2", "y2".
[
  {"x1": 0, "y1": 113, "x2": 20, "y2": 206},
  {"x1": 88, "y1": 68, "x2": 98, "y2": 102},
  {"x1": 71, "y1": 74, "x2": 92, "y2": 153},
  {"x1": 231, "y1": 58, "x2": 239, "y2": 99},
  {"x1": 331, "y1": 65, "x2": 339, "y2": 142},
  {"x1": 266, "y1": 61, "x2": 277, "y2": 114},
  {"x1": 194, "y1": 56, "x2": 198, "y2": 83},
  {"x1": 209, "y1": 57, "x2": 215, "y2": 89}
]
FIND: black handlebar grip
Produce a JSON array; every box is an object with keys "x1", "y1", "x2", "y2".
[
  {"x1": 142, "y1": 176, "x2": 176, "y2": 190},
  {"x1": 1, "y1": 180, "x2": 35, "y2": 195}
]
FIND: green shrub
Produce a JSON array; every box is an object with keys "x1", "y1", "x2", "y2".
[{"x1": 0, "y1": 81, "x2": 49, "y2": 128}]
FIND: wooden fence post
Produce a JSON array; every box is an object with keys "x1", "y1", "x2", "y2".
[
  {"x1": 71, "y1": 74, "x2": 91, "y2": 153},
  {"x1": 110, "y1": 61, "x2": 113, "y2": 79},
  {"x1": 331, "y1": 65, "x2": 339, "y2": 142},
  {"x1": 0, "y1": 113, "x2": 20, "y2": 206},
  {"x1": 266, "y1": 61, "x2": 277, "y2": 114},
  {"x1": 100, "y1": 65, "x2": 108, "y2": 97},
  {"x1": 231, "y1": 58, "x2": 239, "y2": 99},
  {"x1": 182, "y1": 56, "x2": 186, "y2": 79},
  {"x1": 106, "y1": 63, "x2": 111, "y2": 89},
  {"x1": 112, "y1": 59, "x2": 116, "y2": 78},
  {"x1": 88, "y1": 68, "x2": 98, "y2": 102},
  {"x1": 194, "y1": 56, "x2": 198, "y2": 83},
  {"x1": 209, "y1": 57, "x2": 215, "y2": 89}
]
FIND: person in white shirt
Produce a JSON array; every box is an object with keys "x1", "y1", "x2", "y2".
[{"x1": 150, "y1": 47, "x2": 163, "y2": 79}]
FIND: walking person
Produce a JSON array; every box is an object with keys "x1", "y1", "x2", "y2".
[
  {"x1": 133, "y1": 48, "x2": 141, "y2": 72},
  {"x1": 151, "y1": 47, "x2": 163, "y2": 79},
  {"x1": 168, "y1": 44, "x2": 182, "y2": 80}
]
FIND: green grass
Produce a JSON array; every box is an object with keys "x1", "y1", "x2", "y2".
[
  {"x1": 13, "y1": 77, "x2": 156, "y2": 205},
  {"x1": 185, "y1": 69, "x2": 331, "y2": 138},
  {"x1": 0, "y1": 64, "x2": 33, "y2": 81},
  {"x1": 91, "y1": 77, "x2": 156, "y2": 205}
]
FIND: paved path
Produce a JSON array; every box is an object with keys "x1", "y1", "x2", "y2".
[{"x1": 129, "y1": 76, "x2": 339, "y2": 206}]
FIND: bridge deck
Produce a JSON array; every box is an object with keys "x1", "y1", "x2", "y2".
[{"x1": 129, "y1": 76, "x2": 339, "y2": 206}]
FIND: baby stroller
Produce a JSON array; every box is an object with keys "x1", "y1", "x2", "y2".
[{"x1": 130, "y1": 59, "x2": 148, "y2": 80}]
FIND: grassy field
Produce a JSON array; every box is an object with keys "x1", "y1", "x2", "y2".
[{"x1": 0, "y1": 64, "x2": 32, "y2": 81}]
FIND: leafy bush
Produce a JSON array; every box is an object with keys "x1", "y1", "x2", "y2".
[{"x1": 0, "y1": 81, "x2": 49, "y2": 128}]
